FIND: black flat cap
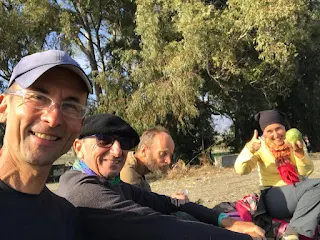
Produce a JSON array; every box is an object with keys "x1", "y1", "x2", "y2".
[{"x1": 79, "y1": 114, "x2": 139, "y2": 148}]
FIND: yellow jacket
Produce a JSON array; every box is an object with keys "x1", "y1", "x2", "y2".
[{"x1": 234, "y1": 141, "x2": 314, "y2": 187}]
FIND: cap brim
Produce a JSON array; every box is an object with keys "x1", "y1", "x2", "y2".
[{"x1": 12, "y1": 64, "x2": 93, "y2": 94}]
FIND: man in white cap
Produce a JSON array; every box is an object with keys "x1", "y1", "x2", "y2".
[{"x1": 0, "y1": 50, "x2": 92, "y2": 239}]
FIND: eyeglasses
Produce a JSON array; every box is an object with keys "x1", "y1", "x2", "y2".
[
  {"x1": 93, "y1": 134, "x2": 137, "y2": 150},
  {"x1": 6, "y1": 89, "x2": 88, "y2": 119}
]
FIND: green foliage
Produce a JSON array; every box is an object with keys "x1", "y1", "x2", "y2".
[
  {"x1": 0, "y1": 0, "x2": 59, "y2": 82},
  {"x1": 2, "y1": 0, "x2": 320, "y2": 159},
  {"x1": 58, "y1": 0, "x2": 138, "y2": 98},
  {"x1": 275, "y1": 3, "x2": 320, "y2": 151},
  {"x1": 131, "y1": 0, "x2": 320, "y2": 154},
  {"x1": 92, "y1": 0, "x2": 320, "y2": 156}
]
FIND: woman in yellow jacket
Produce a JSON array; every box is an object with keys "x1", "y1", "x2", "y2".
[{"x1": 235, "y1": 110, "x2": 318, "y2": 240}]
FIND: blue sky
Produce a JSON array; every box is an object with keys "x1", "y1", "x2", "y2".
[{"x1": 213, "y1": 115, "x2": 233, "y2": 133}]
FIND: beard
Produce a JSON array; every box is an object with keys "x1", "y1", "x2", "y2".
[
  {"x1": 145, "y1": 156, "x2": 170, "y2": 174},
  {"x1": 158, "y1": 165, "x2": 170, "y2": 173}
]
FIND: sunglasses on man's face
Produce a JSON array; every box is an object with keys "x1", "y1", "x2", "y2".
[{"x1": 93, "y1": 134, "x2": 136, "y2": 150}]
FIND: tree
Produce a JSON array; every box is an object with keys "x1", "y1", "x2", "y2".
[
  {"x1": 276, "y1": 1, "x2": 320, "y2": 151},
  {"x1": 0, "y1": 0, "x2": 61, "y2": 144},
  {"x1": 58, "y1": 0, "x2": 138, "y2": 101},
  {"x1": 0, "y1": 0, "x2": 59, "y2": 83},
  {"x1": 131, "y1": 0, "x2": 319, "y2": 154},
  {"x1": 3, "y1": 0, "x2": 320, "y2": 157}
]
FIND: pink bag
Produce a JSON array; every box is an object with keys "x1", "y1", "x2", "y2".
[
  {"x1": 235, "y1": 201, "x2": 252, "y2": 222},
  {"x1": 235, "y1": 193, "x2": 259, "y2": 222}
]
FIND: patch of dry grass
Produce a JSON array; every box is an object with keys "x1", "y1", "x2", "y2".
[{"x1": 166, "y1": 164, "x2": 217, "y2": 179}]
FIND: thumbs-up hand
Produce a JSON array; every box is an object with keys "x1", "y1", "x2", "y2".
[{"x1": 247, "y1": 130, "x2": 261, "y2": 153}]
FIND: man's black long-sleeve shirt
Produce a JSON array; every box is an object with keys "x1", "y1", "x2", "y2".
[{"x1": 56, "y1": 170, "x2": 251, "y2": 240}]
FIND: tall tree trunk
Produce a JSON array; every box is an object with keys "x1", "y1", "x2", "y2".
[{"x1": 85, "y1": 31, "x2": 102, "y2": 99}]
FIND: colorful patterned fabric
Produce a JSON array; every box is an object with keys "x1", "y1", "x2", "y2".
[
  {"x1": 216, "y1": 195, "x2": 287, "y2": 240},
  {"x1": 72, "y1": 159, "x2": 120, "y2": 184},
  {"x1": 265, "y1": 140, "x2": 300, "y2": 185},
  {"x1": 215, "y1": 194, "x2": 319, "y2": 240},
  {"x1": 72, "y1": 159, "x2": 96, "y2": 176}
]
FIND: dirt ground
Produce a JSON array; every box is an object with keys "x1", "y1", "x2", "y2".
[
  {"x1": 149, "y1": 153, "x2": 320, "y2": 208},
  {"x1": 47, "y1": 153, "x2": 320, "y2": 209}
]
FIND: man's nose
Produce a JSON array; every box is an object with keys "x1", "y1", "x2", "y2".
[
  {"x1": 109, "y1": 140, "x2": 122, "y2": 157},
  {"x1": 165, "y1": 156, "x2": 172, "y2": 165},
  {"x1": 40, "y1": 103, "x2": 63, "y2": 128}
]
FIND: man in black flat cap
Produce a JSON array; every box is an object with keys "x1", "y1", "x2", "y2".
[{"x1": 56, "y1": 113, "x2": 266, "y2": 240}]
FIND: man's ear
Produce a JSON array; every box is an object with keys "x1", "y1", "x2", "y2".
[
  {"x1": 0, "y1": 94, "x2": 8, "y2": 123},
  {"x1": 73, "y1": 139, "x2": 84, "y2": 159},
  {"x1": 140, "y1": 144, "x2": 148, "y2": 156}
]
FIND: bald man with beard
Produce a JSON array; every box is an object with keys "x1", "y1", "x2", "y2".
[{"x1": 121, "y1": 127, "x2": 174, "y2": 192}]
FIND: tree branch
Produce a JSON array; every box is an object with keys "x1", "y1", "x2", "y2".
[
  {"x1": 74, "y1": 33, "x2": 88, "y2": 56},
  {"x1": 0, "y1": 71, "x2": 9, "y2": 81},
  {"x1": 1, "y1": 0, "x2": 12, "y2": 11},
  {"x1": 78, "y1": 29, "x2": 100, "y2": 51},
  {"x1": 90, "y1": 9, "x2": 106, "y2": 72},
  {"x1": 206, "y1": 59, "x2": 228, "y2": 90}
]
